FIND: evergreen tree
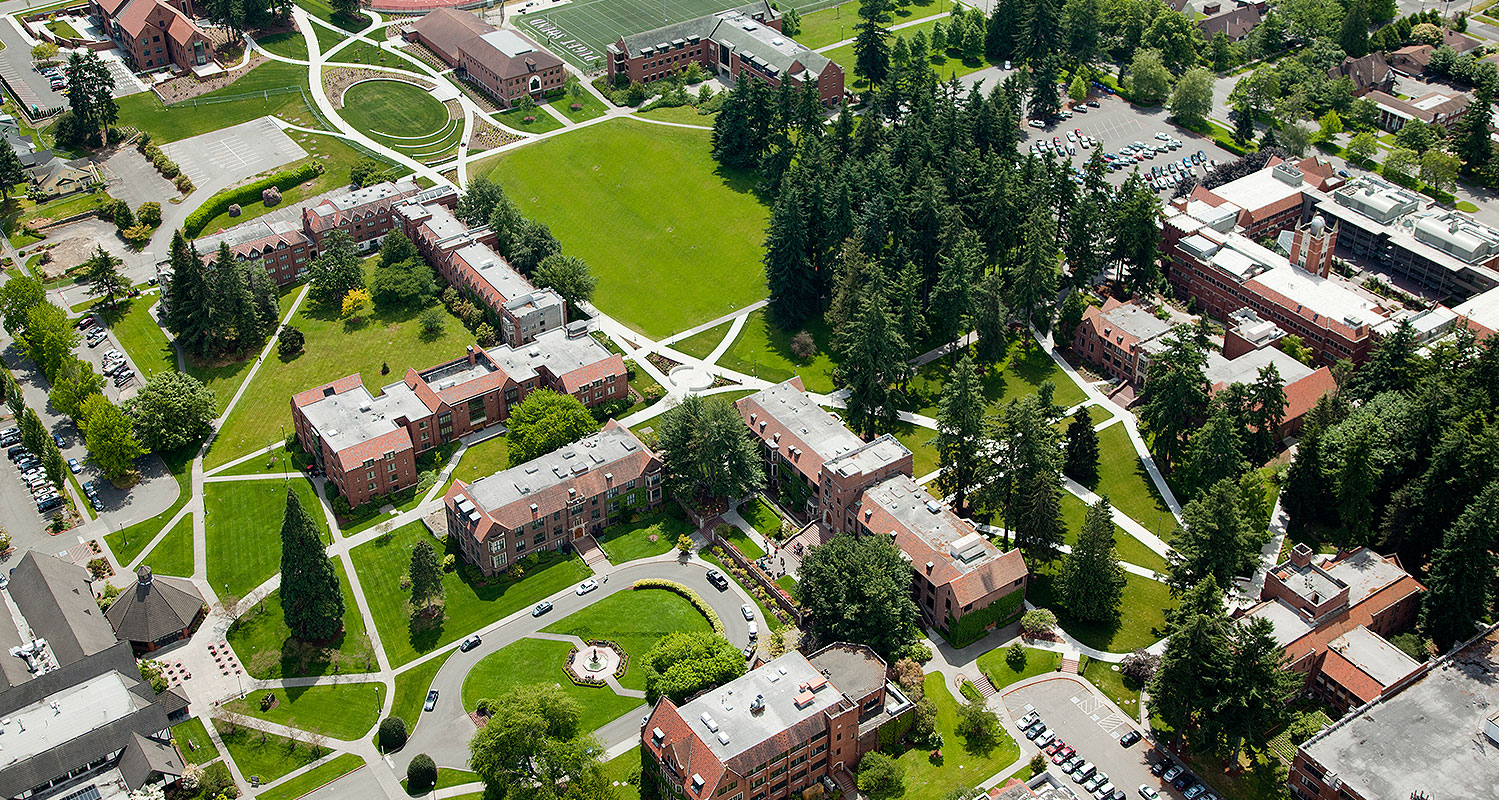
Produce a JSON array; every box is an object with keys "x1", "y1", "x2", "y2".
[
  {"x1": 853, "y1": 0, "x2": 893, "y2": 85},
  {"x1": 1247, "y1": 363, "x2": 1287, "y2": 462},
  {"x1": 973, "y1": 271, "x2": 1009, "y2": 365},
  {"x1": 1027, "y1": 56, "x2": 1061, "y2": 121},
  {"x1": 1210, "y1": 31, "x2": 1235, "y2": 72},
  {"x1": 164, "y1": 232, "x2": 212, "y2": 357},
  {"x1": 1058, "y1": 496, "x2": 1125, "y2": 622},
  {"x1": 408, "y1": 538, "x2": 444, "y2": 614},
  {"x1": 64, "y1": 50, "x2": 116, "y2": 143},
  {"x1": 82, "y1": 246, "x2": 129, "y2": 309},
  {"x1": 1450, "y1": 99, "x2": 1496, "y2": 177},
  {"x1": 986, "y1": 392, "x2": 1066, "y2": 564},
  {"x1": 656, "y1": 395, "x2": 765, "y2": 503},
  {"x1": 1420, "y1": 483, "x2": 1498, "y2": 652},
  {"x1": 210, "y1": 243, "x2": 261, "y2": 355},
  {"x1": 1340, "y1": 0, "x2": 1370, "y2": 58},
  {"x1": 985, "y1": 0, "x2": 1021, "y2": 62},
  {"x1": 1138, "y1": 326, "x2": 1210, "y2": 470},
  {"x1": 1233, "y1": 103, "x2": 1256, "y2": 144},
  {"x1": 763, "y1": 179, "x2": 819, "y2": 326},
  {"x1": 305, "y1": 230, "x2": 364, "y2": 310},
  {"x1": 1183, "y1": 403, "x2": 1248, "y2": 496},
  {"x1": 279, "y1": 489, "x2": 344, "y2": 640},
  {"x1": 1022, "y1": 0, "x2": 1061, "y2": 62},
  {"x1": 1216, "y1": 616, "x2": 1299, "y2": 760},
  {"x1": 836, "y1": 270, "x2": 907, "y2": 438},
  {"x1": 1334, "y1": 415, "x2": 1378, "y2": 547},
  {"x1": 1110, "y1": 171, "x2": 1162, "y2": 296},
  {"x1": 799, "y1": 533, "x2": 919, "y2": 661},
  {"x1": 1149, "y1": 576, "x2": 1230, "y2": 739},
  {"x1": 933, "y1": 353, "x2": 987, "y2": 513},
  {"x1": 0, "y1": 142, "x2": 24, "y2": 207},
  {"x1": 1010, "y1": 203, "x2": 1060, "y2": 334},
  {"x1": 1062, "y1": 409, "x2": 1099, "y2": 485},
  {"x1": 929, "y1": 231, "x2": 981, "y2": 348},
  {"x1": 1167, "y1": 478, "x2": 1257, "y2": 594},
  {"x1": 1055, "y1": 290, "x2": 1086, "y2": 347},
  {"x1": 1063, "y1": 152, "x2": 1108, "y2": 286},
  {"x1": 1348, "y1": 318, "x2": 1419, "y2": 401}
]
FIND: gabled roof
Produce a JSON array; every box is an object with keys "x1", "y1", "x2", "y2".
[
  {"x1": 1197, "y1": 4, "x2": 1262, "y2": 38},
  {"x1": 105, "y1": 567, "x2": 205, "y2": 645},
  {"x1": 409, "y1": 7, "x2": 492, "y2": 58},
  {"x1": 7, "y1": 552, "x2": 117, "y2": 667},
  {"x1": 1329, "y1": 53, "x2": 1392, "y2": 91}
]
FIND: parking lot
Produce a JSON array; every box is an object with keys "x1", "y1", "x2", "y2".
[{"x1": 1004, "y1": 676, "x2": 1211, "y2": 800}]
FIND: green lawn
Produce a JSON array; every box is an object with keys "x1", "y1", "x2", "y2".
[
  {"x1": 389, "y1": 650, "x2": 453, "y2": 735},
  {"x1": 228, "y1": 682, "x2": 386, "y2": 740},
  {"x1": 204, "y1": 477, "x2": 331, "y2": 601},
  {"x1": 1026, "y1": 565, "x2": 1174, "y2": 653},
  {"x1": 257, "y1": 30, "x2": 309, "y2": 60},
  {"x1": 1059, "y1": 493, "x2": 1168, "y2": 574},
  {"x1": 103, "y1": 447, "x2": 194, "y2": 567},
  {"x1": 1091, "y1": 422, "x2": 1178, "y2": 537},
  {"x1": 186, "y1": 285, "x2": 302, "y2": 416},
  {"x1": 296, "y1": 0, "x2": 372, "y2": 31},
  {"x1": 116, "y1": 61, "x2": 317, "y2": 143},
  {"x1": 635, "y1": 105, "x2": 715, "y2": 126},
  {"x1": 173, "y1": 717, "x2": 220, "y2": 766},
  {"x1": 476, "y1": 118, "x2": 768, "y2": 338},
  {"x1": 549, "y1": 92, "x2": 608, "y2": 123},
  {"x1": 497, "y1": 107, "x2": 565, "y2": 134},
  {"x1": 204, "y1": 263, "x2": 474, "y2": 469},
  {"x1": 349, "y1": 521, "x2": 591, "y2": 666},
  {"x1": 541, "y1": 588, "x2": 712, "y2": 689},
  {"x1": 717, "y1": 311, "x2": 836, "y2": 393},
  {"x1": 1081, "y1": 657, "x2": 1141, "y2": 716},
  {"x1": 16, "y1": 190, "x2": 108, "y2": 228},
  {"x1": 141, "y1": 514, "x2": 194, "y2": 577},
  {"x1": 329, "y1": 38, "x2": 387, "y2": 66},
  {"x1": 889, "y1": 420, "x2": 940, "y2": 479},
  {"x1": 342, "y1": 80, "x2": 447, "y2": 138},
  {"x1": 259, "y1": 753, "x2": 364, "y2": 800},
  {"x1": 896, "y1": 673, "x2": 1018, "y2": 800},
  {"x1": 719, "y1": 523, "x2": 766, "y2": 560},
  {"x1": 227, "y1": 559, "x2": 376, "y2": 679},
  {"x1": 403, "y1": 768, "x2": 479, "y2": 794},
  {"x1": 195, "y1": 133, "x2": 403, "y2": 235},
  {"x1": 596, "y1": 509, "x2": 693, "y2": 563},
  {"x1": 446, "y1": 435, "x2": 510, "y2": 487},
  {"x1": 906, "y1": 338, "x2": 1086, "y2": 419},
  {"x1": 107, "y1": 296, "x2": 175, "y2": 380},
  {"x1": 975, "y1": 646, "x2": 1062, "y2": 690},
  {"x1": 826, "y1": 18, "x2": 995, "y2": 89},
  {"x1": 775, "y1": 574, "x2": 798, "y2": 600},
  {"x1": 217, "y1": 445, "x2": 299, "y2": 477},
  {"x1": 795, "y1": 0, "x2": 934, "y2": 48},
  {"x1": 604, "y1": 746, "x2": 641, "y2": 800},
  {"x1": 215, "y1": 722, "x2": 323, "y2": 784},
  {"x1": 671, "y1": 321, "x2": 731, "y2": 361},
  {"x1": 739, "y1": 497, "x2": 784, "y2": 541},
  {"x1": 459, "y1": 637, "x2": 642, "y2": 720}
]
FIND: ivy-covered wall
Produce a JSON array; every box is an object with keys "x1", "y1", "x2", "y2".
[{"x1": 942, "y1": 586, "x2": 1026, "y2": 648}]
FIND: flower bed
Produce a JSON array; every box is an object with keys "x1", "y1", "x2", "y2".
[{"x1": 561, "y1": 639, "x2": 627, "y2": 687}]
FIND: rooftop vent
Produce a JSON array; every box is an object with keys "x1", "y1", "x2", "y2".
[{"x1": 700, "y1": 712, "x2": 718, "y2": 732}]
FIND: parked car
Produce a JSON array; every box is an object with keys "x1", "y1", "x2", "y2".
[
  {"x1": 1015, "y1": 711, "x2": 1041, "y2": 730},
  {"x1": 1138, "y1": 786, "x2": 1159, "y2": 800},
  {"x1": 1087, "y1": 99, "x2": 1100, "y2": 107},
  {"x1": 1150, "y1": 760, "x2": 1169, "y2": 777},
  {"x1": 1172, "y1": 776, "x2": 1191, "y2": 792},
  {"x1": 1061, "y1": 756, "x2": 1084, "y2": 774},
  {"x1": 532, "y1": 600, "x2": 553, "y2": 617},
  {"x1": 1119, "y1": 730, "x2": 1142, "y2": 747},
  {"x1": 424, "y1": 690, "x2": 439, "y2": 712},
  {"x1": 575, "y1": 579, "x2": 599, "y2": 595},
  {"x1": 38, "y1": 496, "x2": 64, "y2": 513},
  {"x1": 1052, "y1": 746, "x2": 1074, "y2": 764},
  {"x1": 706, "y1": 569, "x2": 728, "y2": 590},
  {"x1": 1093, "y1": 783, "x2": 1116, "y2": 799},
  {"x1": 1024, "y1": 722, "x2": 1046, "y2": 740},
  {"x1": 1035, "y1": 730, "x2": 1054, "y2": 747},
  {"x1": 52, "y1": 433, "x2": 64, "y2": 447},
  {"x1": 1072, "y1": 762, "x2": 1096, "y2": 783},
  {"x1": 459, "y1": 635, "x2": 482, "y2": 652},
  {"x1": 742, "y1": 644, "x2": 754, "y2": 660},
  {"x1": 67, "y1": 458, "x2": 80, "y2": 474},
  {"x1": 1162, "y1": 766, "x2": 1182, "y2": 782},
  {"x1": 741, "y1": 604, "x2": 754, "y2": 621},
  {"x1": 1337, "y1": 169, "x2": 1351, "y2": 178},
  {"x1": 747, "y1": 621, "x2": 758, "y2": 639},
  {"x1": 1184, "y1": 785, "x2": 1205, "y2": 800},
  {"x1": 1084, "y1": 772, "x2": 1107, "y2": 792}
]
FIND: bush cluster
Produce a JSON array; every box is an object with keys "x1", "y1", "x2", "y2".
[
  {"x1": 183, "y1": 162, "x2": 323, "y2": 237},
  {"x1": 137, "y1": 134, "x2": 184, "y2": 181},
  {"x1": 377, "y1": 716, "x2": 407, "y2": 751}
]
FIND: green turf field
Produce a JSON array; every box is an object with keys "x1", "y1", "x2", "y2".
[
  {"x1": 517, "y1": 0, "x2": 844, "y2": 69},
  {"x1": 338, "y1": 80, "x2": 462, "y2": 163},
  {"x1": 476, "y1": 118, "x2": 768, "y2": 338}
]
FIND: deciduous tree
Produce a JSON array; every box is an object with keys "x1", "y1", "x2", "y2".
[
  {"x1": 1167, "y1": 67, "x2": 1214, "y2": 126},
  {"x1": 533, "y1": 254, "x2": 597, "y2": 309},
  {"x1": 505, "y1": 389, "x2": 601, "y2": 466},
  {"x1": 469, "y1": 685, "x2": 607, "y2": 800},
  {"x1": 799, "y1": 533, "x2": 918, "y2": 660},
  {"x1": 642, "y1": 631, "x2": 746, "y2": 703},
  {"x1": 125, "y1": 371, "x2": 217, "y2": 452},
  {"x1": 80, "y1": 395, "x2": 144, "y2": 480},
  {"x1": 656, "y1": 394, "x2": 764, "y2": 503}
]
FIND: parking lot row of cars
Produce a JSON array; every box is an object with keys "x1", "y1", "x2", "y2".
[
  {"x1": 1016, "y1": 710, "x2": 1215, "y2": 800},
  {"x1": 35, "y1": 63, "x2": 66, "y2": 94},
  {"x1": 4, "y1": 429, "x2": 65, "y2": 514},
  {"x1": 80, "y1": 315, "x2": 137, "y2": 388}
]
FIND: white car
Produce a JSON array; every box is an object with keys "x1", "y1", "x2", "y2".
[
  {"x1": 1067, "y1": 131, "x2": 1077, "y2": 142},
  {"x1": 1015, "y1": 711, "x2": 1041, "y2": 730},
  {"x1": 575, "y1": 579, "x2": 599, "y2": 595},
  {"x1": 1155, "y1": 131, "x2": 1169, "y2": 140},
  {"x1": 741, "y1": 603, "x2": 754, "y2": 621},
  {"x1": 1138, "y1": 787, "x2": 1159, "y2": 800}
]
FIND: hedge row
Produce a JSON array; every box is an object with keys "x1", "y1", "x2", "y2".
[
  {"x1": 632, "y1": 579, "x2": 724, "y2": 636},
  {"x1": 183, "y1": 162, "x2": 324, "y2": 238}
]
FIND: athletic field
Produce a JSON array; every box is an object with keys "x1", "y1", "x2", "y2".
[{"x1": 518, "y1": 0, "x2": 843, "y2": 68}]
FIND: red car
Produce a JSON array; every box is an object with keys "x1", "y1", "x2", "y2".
[
  {"x1": 1046, "y1": 740, "x2": 1068, "y2": 755},
  {"x1": 1051, "y1": 746, "x2": 1075, "y2": 765}
]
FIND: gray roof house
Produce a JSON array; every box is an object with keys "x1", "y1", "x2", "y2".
[{"x1": 105, "y1": 567, "x2": 207, "y2": 653}]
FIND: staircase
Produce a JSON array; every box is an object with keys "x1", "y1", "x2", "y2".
[
  {"x1": 972, "y1": 672, "x2": 999, "y2": 699},
  {"x1": 830, "y1": 767, "x2": 858, "y2": 799},
  {"x1": 1060, "y1": 654, "x2": 1081, "y2": 674},
  {"x1": 575, "y1": 534, "x2": 611, "y2": 569}
]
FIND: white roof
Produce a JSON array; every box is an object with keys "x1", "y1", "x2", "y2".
[
  {"x1": 1453, "y1": 286, "x2": 1500, "y2": 331},
  {"x1": 479, "y1": 28, "x2": 536, "y2": 57}
]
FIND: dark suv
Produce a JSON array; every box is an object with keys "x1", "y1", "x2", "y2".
[{"x1": 706, "y1": 570, "x2": 729, "y2": 591}]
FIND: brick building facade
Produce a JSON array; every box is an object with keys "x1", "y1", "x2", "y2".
[
  {"x1": 92, "y1": 0, "x2": 212, "y2": 72},
  {"x1": 407, "y1": 9, "x2": 565, "y2": 108}
]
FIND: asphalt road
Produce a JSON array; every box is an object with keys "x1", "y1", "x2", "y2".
[{"x1": 394, "y1": 555, "x2": 765, "y2": 773}]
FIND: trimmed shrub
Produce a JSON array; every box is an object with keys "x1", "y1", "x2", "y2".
[
  {"x1": 183, "y1": 162, "x2": 322, "y2": 236},
  {"x1": 377, "y1": 716, "x2": 407, "y2": 751},
  {"x1": 262, "y1": 186, "x2": 282, "y2": 206},
  {"x1": 631, "y1": 579, "x2": 724, "y2": 635},
  {"x1": 227, "y1": 204, "x2": 242, "y2": 217},
  {"x1": 406, "y1": 753, "x2": 436, "y2": 793}
]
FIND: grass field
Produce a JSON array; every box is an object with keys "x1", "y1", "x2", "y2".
[
  {"x1": 549, "y1": 91, "x2": 608, "y2": 123},
  {"x1": 229, "y1": 682, "x2": 386, "y2": 739},
  {"x1": 203, "y1": 263, "x2": 473, "y2": 469},
  {"x1": 796, "y1": 0, "x2": 935, "y2": 48},
  {"x1": 739, "y1": 497, "x2": 784, "y2": 541},
  {"x1": 671, "y1": 321, "x2": 730, "y2": 360},
  {"x1": 446, "y1": 435, "x2": 510, "y2": 487},
  {"x1": 716, "y1": 311, "x2": 837, "y2": 393},
  {"x1": 257, "y1": 30, "x2": 309, "y2": 60},
  {"x1": 460, "y1": 637, "x2": 643, "y2": 720},
  {"x1": 1092, "y1": 422, "x2": 1178, "y2": 537},
  {"x1": 116, "y1": 61, "x2": 318, "y2": 143},
  {"x1": 476, "y1": 118, "x2": 768, "y2": 338},
  {"x1": 719, "y1": 523, "x2": 766, "y2": 560},
  {"x1": 1081, "y1": 658, "x2": 1141, "y2": 716},
  {"x1": 1059, "y1": 493, "x2": 1168, "y2": 574},
  {"x1": 217, "y1": 444, "x2": 297, "y2": 477},
  {"x1": 402, "y1": 768, "x2": 480, "y2": 794},
  {"x1": 906, "y1": 338, "x2": 1087, "y2": 418},
  {"x1": 595, "y1": 509, "x2": 693, "y2": 563},
  {"x1": 227, "y1": 559, "x2": 376, "y2": 679},
  {"x1": 636, "y1": 105, "x2": 715, "y2": 126},
  {"x1": 604, "y1": 746, "x2": 641, "y2": 800},
  {"x1": 390, "y1": 650, "x2": 453, "y2": 734},
  {"x1": 258, "y1": 753, "x2": 364, "y2": 800},
  {"x1": 541, "y1": 589, "x2": 712, "y2": 689},
  {"x1": 340, "y1": 80, "x2": 462, "y2": 163},
  {"x1": 1027, "y1": 565, "x2": 1174, "y2": 653},
  {"x1": 173, "y1": 718, "x2": 220, "y2": 765},
  {"x1": 108, "y1": 296, "x2": 175, "y2": 380},
  {"x1": 215, "y1": 723, "x2": 323, "y2": 784},
  {"x1": 349, "y1": 521, "x2": 591, "y2": 666},
  {"x1": 141, "y1": 514, "x2": 195, "y2": 577},
  {"x1": 497, "y1": 107, "x2": 565, "y2": 134},
  {"x1": 896, "y1": 673, "x2": 1018, "y2": 800},
  {"x1": 296, "y1": 0, "x2": 372, "y2": 31},
  {"x1": 204, "y1": 477, "x2": 331, "y2": 600},
  {"x1": 889, "y1": 420, "x2": 939, "y2": 478},
  {"x1": 822, "y1": 17, "x2": 995, "y2": 88},
  {"x1": 975, "y1": 646, "x2": 1061, "y2": 690}
]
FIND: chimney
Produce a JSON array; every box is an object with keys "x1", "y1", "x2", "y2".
[
  {"x1": 1290, "y1": 543, "x2": 1313, "y2": 568},
  {"x1": 925, "y1": 561, "x2": 934, "y2": 574},
  {"x1": 467, "y1": 345, "x2": 476, "y2": 366}
]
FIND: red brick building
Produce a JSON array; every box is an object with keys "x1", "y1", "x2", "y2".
[
  {"x1": 641, "y1": 643, "x2": 912, "y2": 800},
  {"x1": 407, "y1": 9, "x2": 565, "y2": 108},
  {"x1": 193, "y1": 219, "x2": 315, "y2": 287},
  {"x1": 92, "y1": 0, "x2": 212, "y2": 72},
  {"x1": 445, "y1": 420, "x2": 659, "y2": 574},
  {"x1": 606, "y1": 1, "x2": 844, "y2": 106},
  {"x1": 302, "y1": 178, "x2": 423, "y2": 254},
  {"x1": 292, "y1": 322, "x2": 625, "y2": 509},
  {"x1": 395, "y1": 188, "x2": 565, "y2": 348},
  {"x1": 1239, "y1": 545, "x2": 1425, "y2": 715}
]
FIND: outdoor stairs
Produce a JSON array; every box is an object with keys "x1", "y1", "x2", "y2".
[
  {"x1": 576, "y1": 534, "x2": 610, "y2": 569},
  {"x1": 972, "y1": 672, "x2": 999, "y2": 699},
  {"x1": 831, "y1": 767, "x2": 858, "y2": 799},
  {"x1": 1060, "y1": 654, "x2": 1081, "y2": 674}
]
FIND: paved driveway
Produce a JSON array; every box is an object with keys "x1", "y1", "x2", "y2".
[
  {"x1": 0, "y1": 24, "x2": 65, "y2": 115},
  {"x1": 395, "y1": 555, "x2": 765, "y2": 773},
  {"x1": 1002, "y1": 676, "x2": 1161, "y2": 800}
]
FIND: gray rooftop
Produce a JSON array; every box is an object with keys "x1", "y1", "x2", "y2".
[
  {"x1": 1300, "y1": 629, "x2": 1498, "y2": 800},
  {"x1": 1244, "y1": 597, "x2": 1315, "y2": 648},
  {"x1": 1099, "y1": 302, "x2": 1173, "y2": 344},
  {"x1": 314, "y1": 177, "x2": 421, "y2": 215},
  {"x1": 300, "y1": 382, "x2": 427, "y2": 455},
  {"x1": 864, "y1": 474, "x2": 998, "y2": 574},
  {"x1": 1321, "y1": 548, "x2": 1409, "y2": 606},
  {"x1": 745, "y1": 381, "x2": 865, "y2": 464},
  {"x1": 486, "y1": 325, "x2": 614, "y2": 386},
  {"x1": 621, "y1": 2, "x2": 830, "y2": 79},
  {"x1": 1328, "y1": 625, "x2": 1421, "y2": 688},
  {"x1": 455, "y1": 241, "x2": 553, "y2": 306},
  {"x1": 465, "y1": 424, "x2": 645, "y2": 513},
  {"x1": 620, "y1": 1, "x2": 774, "y2": 54},
  {"x1": 672, "y1": 650, "x2": 846, "y2": 763},
  {"x1": 8, "y1": 553, "x2": 118, "y2": 668},
  {"x1": 419, "y1": 350, "x2": 499, "y2": 393},
  {"x1": 195, "y1": 217, "x2": 308, "y2": 252},
  {"x1": 1321, "y1": 176, "x2": 1500, "y2": 276},
  {"x1": 1202, "y1": 345, "x2": 1313, "y2": 389},
  {"x1": 820, "y1": 433, "x2": 909, "y2": 479},
  {"x1": 1271, "y1": 559, "x2": 1346, "y2": 608}
]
